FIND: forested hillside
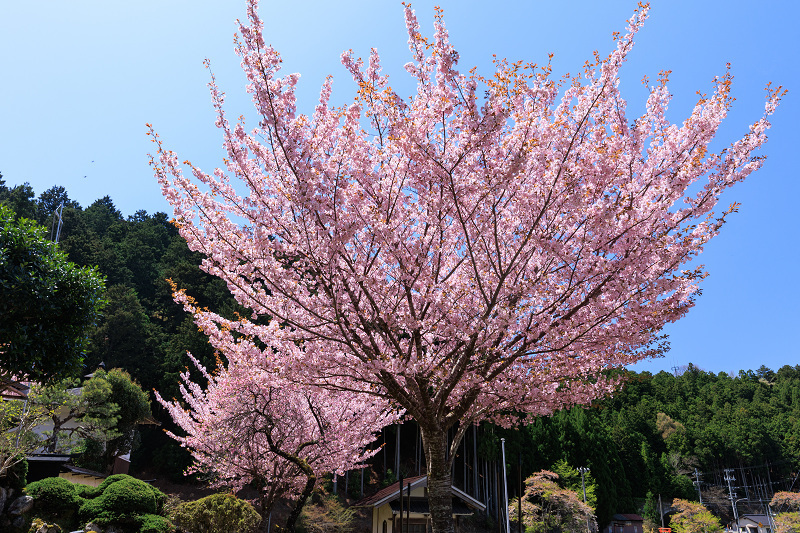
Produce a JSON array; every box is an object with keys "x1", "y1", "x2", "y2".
[
  {"x1": 500, "y1": 364, "x2": 800, "y2": 524},
  {"x1": 3, "y1": 175, "x2": 799, "y2": 527}
]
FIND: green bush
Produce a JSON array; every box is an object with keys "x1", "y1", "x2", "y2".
[
  {"x1": 25, "y1": 477, "x2": 81, "y2": 516},
  {"x1": 25, "y1": 477, "x2": 82, "y2": 527},
  {"x1": 138, "y1": 513, "x2": 175, "y2": 533},
  {"x1": 78, "y1": 475, "x2": 166, "y2": 527},
  {"x1": 172, "y1": 493, "x2": 261, "y2": 533},
  {"x1": 74, "y1": 483, "x2": 100, "y2": 499}
]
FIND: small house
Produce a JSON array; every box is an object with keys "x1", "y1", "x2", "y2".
[
  {"x1": 353, "y1": 475, "x2": 486, "y2": 533},
  {"x1": 605, "y1": 513, "x2": 644, "y2": 533},
  {"x1": 734, "y1": 515, "x2": 772, "y2": 533}
]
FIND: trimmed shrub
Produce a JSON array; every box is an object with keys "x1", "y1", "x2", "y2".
[
  {"x1": 78, "y1": 475, "x2": 166, "y2": 527},
  {"x1": 25, "y1": 477, "x2": 80, "y2": 515},
  {"x1": 74, "y1": 483, "x2": 100, "y2": 499},
  {"x1": 25, "y1": 476, "x2": 82, "y2": 530},
  {"x1": 138, "y1": 513, "x2": 175, "y2": 533},
  {"x1": 172, "y1": 493, "x2": 261, "y2": 533}
]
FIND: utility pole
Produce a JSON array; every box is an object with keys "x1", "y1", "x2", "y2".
[
  {"x1": 725, "y1": 469, "x2": 740, "y2": 526},
  {"x1": 578, "y1": 467, "x2": 590, "y2": 533},
  {"x1": 694, "y1": 468, "x2": 703, "y2": 505}
]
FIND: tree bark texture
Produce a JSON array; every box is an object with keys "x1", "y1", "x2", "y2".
[{"x1": 420, "y1": 424, "x2": 456, "y2": 533}]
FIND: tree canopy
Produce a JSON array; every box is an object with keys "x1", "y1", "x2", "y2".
[
  {"x1": 150, "y1": 1, "x2": 780, "y2": 532},
  {"x1": 149, "y1": 2, "x2": 781, "y2": 532},
  {"x1": 0, "y1": 204, "x2": 105, "y2": 382}
]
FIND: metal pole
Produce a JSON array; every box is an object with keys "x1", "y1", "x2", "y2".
[
  {"x1": 578, "y1": 467, "x2": 590, "y2": 533},
  {"x1": 396, "y1": 424, "x2": 401, "y2": 476},
  {"x1": 406, "y1": 481, "x2": 411, "y2": 533},
  {"x1": 518, "y1": 453, "x2": 523, "y2": 533},
  {"x1": 725, "y1": 469, "x2": 740, "y2": 525},
  {"x1": 398, "y1": 473, "x2": 404, "y2": 533},
  {"x1": 473, "y1": 425, "x2": 479, "y2": 499},
  {"x1": 501, "y1": 438, "x2": 510, "y2": 533},
  {"x1": 694, "y1": 468, "x2": 703, "y2": 505}
]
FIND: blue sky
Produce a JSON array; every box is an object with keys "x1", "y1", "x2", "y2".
[{"x1": 1, "y1": 1, "x2": 798, "y2": 376}]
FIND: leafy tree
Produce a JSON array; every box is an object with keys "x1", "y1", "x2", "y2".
[
  {"x1": 551, "y1": 460, "x2": 597, "y2": 510},
  {"x1": 770, "y1": 492, "x2": 800, "y2": 533},
  {"x1": 509, "y1": 470, "x2": 596, "y2": 533},
  {"x1": 669, "y1": 499, "x2": 722, "y2": 533},
  {"x1": 0, "y1": 396, "x2": 46, "y2": 479},
  {"x1": 94, "y1": 368, "x2": 152, "y2": 466},
  {"x1": 37, "y1": 185, "x2": 81, "y2": 225},
  {"x1": 151, "y1": 2, "x2": 781, "y2": 532},
  {"x1": 29, "y1": 375, "x2": 120, "y2": 453},
  {"x1": 88, "y1": 285, "x2": 161, "y2": 387},
  {"x1": 0, "y1": 174, "x2": 37, "y2": 220},
  {"x1": 0, "y1": 205, "x2": 105, "y2": 382}
]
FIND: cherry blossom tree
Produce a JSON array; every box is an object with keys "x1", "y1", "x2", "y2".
[
  {"x1": 508, "y1": 470, "x2": 596, "y2": 533},
  {"x1": 669, "y1": 499, "x2": 722, "y2": 533},
  {"x1": 150, "y1": 1, "x2": 782, "y2": 531},
  {"x1": 156, "y1": 338, "x2": 396, "y2": 533},
  {"x1": 770, "y1": 492, "x2": 800, "y2": 533}
]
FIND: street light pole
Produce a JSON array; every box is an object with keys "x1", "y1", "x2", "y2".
[{"x1": 732, "y1": 498, "x2": 747, "y2": 532}]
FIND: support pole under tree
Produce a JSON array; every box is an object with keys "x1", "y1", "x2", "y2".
[
  {"x1": 399, "y1": 472, "x2": 404, "y2": 533},
  {"x1": 501, "y1": 438, "x2": 510, "y2": 533},
  {"x1": 407, "y1": 480, "x2": 411, "y2": 533},
  {"x1": 396, "y1": 423, "x2": 401, "y2": 477},
  {"x1": 473, "y1": 425, "x2": 479, "y2": 500},
  {"x1": 578, "y1": 467, "x2": 590, "y2": 533},
  {"x1": 518, "y1": 453, "x2": 522, "y2": 533}
]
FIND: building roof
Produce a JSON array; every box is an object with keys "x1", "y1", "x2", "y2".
[
  {"x1": 388, "y1": 497, "x2": 475, "y2": 516},
  {"x1": 25, "y1": 453, "x2": 73, "y2": 463},
  {"x1": 355, "y1": 475, "x2": 428, "y2": 507},
  {"x1": 610, "y1": 514, "x2": 644, "y2": 522},
  {"x1": 0, "y1": 378, "x2": 29, "y2": 399},
  {"x1": 353, "y1": 475, "x2": 486, "y2": 513},
  {"x1": 62, "y1": 465, "x2": 107, "y2": 479},
  {"x1": 738, "y1": 514, "x2": 770, "y2": 524}
]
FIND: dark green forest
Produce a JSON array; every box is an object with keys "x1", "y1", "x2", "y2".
[{"x1": 3, "y1": 175, "x2": 799, "y2": 527}]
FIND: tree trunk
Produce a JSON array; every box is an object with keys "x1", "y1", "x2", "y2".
[
  {"x1": 286, "y1": 472, "x2": 316, "y2": 533},
  {"x1": 420, "y1": 425, "x2": 455, "y2": 533}
]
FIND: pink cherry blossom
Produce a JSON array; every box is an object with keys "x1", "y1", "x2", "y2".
[{"x1": 149, "y1": 2, "x2": 782, "y2": 532}]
